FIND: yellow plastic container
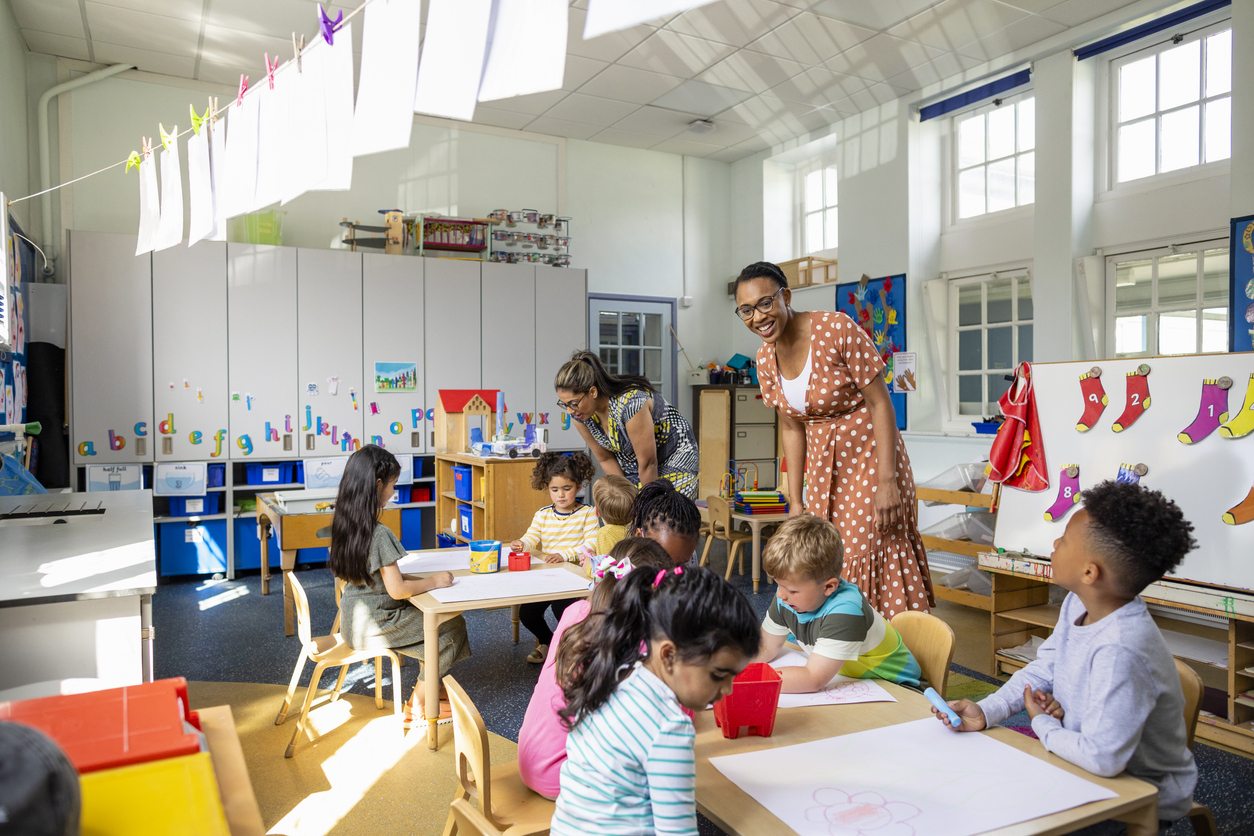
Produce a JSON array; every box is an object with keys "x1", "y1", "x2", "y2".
[
  {"x1": 81, "y1": 752, "x2": 230, "y2": 836},
  {"x1": 469, "y1": 539, "x2": 502, "y2": 573}
]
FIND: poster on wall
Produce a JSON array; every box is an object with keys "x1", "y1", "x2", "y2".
[
  {"x1": 1232, "y1": 215, "x2": 1254, "y2": 353},
  {"x1": 87, "y1": 465, "x2": 143, "y2": 492},
  {"x1": 154, "y1": 462, "x2": 207, "y2": 496},
  {"x1": 374, "y1": 361, "x2": 418, "y2": 392},
  {"x1": 835, "y1": 273, "x2": 907, "y2": 430},
  {"x1": 304, "y1": 456, "x2": 349, "y2": 490}
]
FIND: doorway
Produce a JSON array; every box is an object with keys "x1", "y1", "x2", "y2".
[{"x1": 587, "y1": 295, "x2": 677, "y2": 406}]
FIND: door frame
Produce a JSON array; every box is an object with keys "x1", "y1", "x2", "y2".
[{"x1": 588, "y1": 293, "x2": 679, "y2": 406}]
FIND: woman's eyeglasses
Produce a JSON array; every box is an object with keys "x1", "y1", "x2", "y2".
[
  {"x1": 734, "y1": 287, "x2": 784, "y2": 321},
  {"x1": 556, "y1": 392, "x2": 588, "y2": 413}
]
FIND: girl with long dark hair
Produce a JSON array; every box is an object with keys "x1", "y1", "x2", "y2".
[
  {"x1": 331, "y1": 445, "x2": 471, "y2": 723},
  {"x1": 551, "y1": 566, "x2": 760, "y2": 835}
]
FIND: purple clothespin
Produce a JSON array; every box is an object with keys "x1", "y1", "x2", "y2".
[{"x1": 318, "y1": 4, "x2": 342, "y2": 45}]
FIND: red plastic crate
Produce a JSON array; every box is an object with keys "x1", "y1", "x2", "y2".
[
  {"x1": 0, "y1": 678, "x2": 202, "y2": 774},
  {"x1": 508, "y1": 550, "x2": 531, "y2": 571},
  {"x1": 712, "y1": 663, "x2": 782, "y2": 739}
]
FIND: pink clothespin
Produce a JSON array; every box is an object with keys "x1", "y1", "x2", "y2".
[
  {"x1": 141, "y1": 136, "x2": 154, "y2": 159},
  {"x1": 236, "y1": 74, "x2": 249, "y2": 107},
  {"x1": 265, "y1": 53, "x2": 279, "y2": 90}
]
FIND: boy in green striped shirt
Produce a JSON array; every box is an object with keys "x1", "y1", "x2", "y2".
[{"x1": 754, "y1": 515, "x2": 922, "y2": 692}]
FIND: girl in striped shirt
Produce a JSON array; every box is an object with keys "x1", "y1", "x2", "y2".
[{"x1": 552, "y1": 566, "x2": 761, "y2": 836}]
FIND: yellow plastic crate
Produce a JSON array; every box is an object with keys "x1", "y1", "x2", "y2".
[{"x1": 81, "y1": 752, "x2": 229, "y2": 836}]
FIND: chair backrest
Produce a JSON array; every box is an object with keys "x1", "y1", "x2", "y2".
[
  {"x1": 444, "y1": 676, "x2": 502, "y2": 829},
  {"x1": 1174, "y1": 658, "x2": 1203, "y2": 750},
  {"x1": 890, "y1": 611, "x2": 955, "y2": 695},
  {"x1": 706, "y1": 495, "x2": 733, "y2": 534},
  {"x1": 287, "y1": 572, "x2": 315, "y2": 648},
  {"x1": 449, "y1": 799, "x2": 504, "y2": 836}
]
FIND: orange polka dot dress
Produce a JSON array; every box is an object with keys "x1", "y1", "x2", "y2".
[{"x1": 756, "y1": 311, "x2": 934, "y2": 618}]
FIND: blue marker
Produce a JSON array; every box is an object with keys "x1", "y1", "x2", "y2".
[{"x1": 925, "y1": 687, "x2": 962, "y2": 729}]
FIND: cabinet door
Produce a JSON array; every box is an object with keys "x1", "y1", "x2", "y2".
[
  {"x1": 227, "y1": 244, "x2": 297, "y2": 460},
  {"x1": 425, "y1": 260, "x2": 480, "y2": 446},
  {"x1": 69, "y1": 231, "x2": 153, "y2": 464},
  {"x1": 363, "y1": 254, "x2": 425, "y2": 453},
  {"x1": 153, "y1": 243, "x2": 228, "y2": 461},
  {"x1": 298, "y1": 249, "x2": 364, "y2": 456},
  {"x1": 482, "y1": 263, "x2": 534, "y2": 436},
  {"x1": 535, "y1": 266, "x2": 586, "y2": 449}
]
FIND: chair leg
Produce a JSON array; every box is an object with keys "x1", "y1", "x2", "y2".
[
  {"x1": 1190, "y1": 804, "x2": 1218, "y2": 836},
  {"x1": 726, "y1": 541, "x2": 743, "y2": 581},
  {"x1": 374, "y1": 657, "x2": 384, "y2": 710},
  {"x1": 330, "y1": 663, "x2": 349, "y2": 703},
  {"x1": 286, "y1": 661, "x2": 329, "y2": 758},
  {"x1": 699, "y1": 533, "x2": 714, "y2": 568},
  {"x1": 390, "y1": 653, "x2": 403, "y2": 727},
  {"x1": 441, "y1": 790, "x2": 470, "y2": 836},
  {"x1": 276, "y1": 647, "x2": 309, "y2": 725}
]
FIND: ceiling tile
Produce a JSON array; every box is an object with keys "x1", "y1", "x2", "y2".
[
  {"x1": 567, "y1": 7, "x2": 657, "y2": 64},
  {"x1": 587, "y1": 127, "x2": 662, "y2": 149},
  {"x1": 471, "y1": 106, "x2": 536, "y2": 130},
  {"x1": 840, "y1": 77, "x2": 911, "y2": 111},
  {"x1": 10, "y1": 0, "x2": 84, "y2": 39},
  {"x1": 85, "y1": 2, "x2": 200, "y2": 57},
  {"x1": 608, "y1": 105, "x2": 694, "y2": 137},
  {"x1": 887, "y1": 0, "x2": 1028, "y2": 53},
  {"x1": 22, "y1": 29, "x2": 91, "y2": 60},
  {"x1": 697, "y1": 50, "x2": 808, "y2": 94},
  {"x1": 766, "y1": 67, "x2": 853, "y2": 107},
  {"x1": 1042, "y1": 0, "x2": 1137, "y2": 28},
  {"x1": 959, "y1": 14, "x2": 1067, "y2": 59},
  {"x1": 996, "y1": 0, "x2": 1066, "y2": 13},
  {"x1": 730, "y1": 134, "x2": 774, "y2": 154},
  {"x1": 522, "y1": 116, "x2": 603, "y2": 140},
  {"x1": 88, "y1": 0, "x2": 204, "y2": 18},
  {"x1": 562, "y1": 55, "x2": 610, "y2": 91},
  {"x1": 885, "y1": 49, "x2": 984, "y2": 89},
  {"x1": 578, "y1": 64, "x2": 684, "y2": 105},
  {"x1": 728, "y1": 95, "x2": 850, "y2": 132},
  {"x1": 650, "y1": 79, "x2": 752, "y2": 117},
  {"x1": 200, "y1": 25, "x2": 298, "y2": 70},
  {"x1": 813, "y1": 0, "x2": 950, "y2": 31},
  {"x1": 203, "y1": 0, "x2": 323, "y2": 38},
  {"x1": 665, "y1": 0, "x2": 800, "y2": 48},
  {"x1": 649, "y1": 136, "x2": 723, "y2": 156},
  {"x1": 479, "y1": 89, "x2": 570, "y2": 116},
  {"x1": 196, "y1": 61, "x2": 255, "y2": 87},
  {"x1": 705, "y1": 145, "x2": 757, "y2": 162},
  {"x1": 674, "y1": 117, "x2": 763, "y2": 146},
  {"x1": 93, "y1": 41, "x2": 196, "y2": 77},
  {"x1": 824, "y1": 33, "x2": 951, "y2": 83},
  {"x1": 743, "y1": 12, "x2": 877, "y2": 66},
  {"x1": 543, "y1": 92, "x2": 641, "y2": 126},
  {"x1": 616, "y1": 29, "x2": 736, "y2": 77}
]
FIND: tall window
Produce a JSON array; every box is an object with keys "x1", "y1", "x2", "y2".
[
  {"x1": 803, "y1": 165, "x2": 837, "y2": 253},
  {"x1": 1113, "y1": 26, "x2": 1231, "y2": 183},
  {"x1": 949, "y1": 271, "x2": 1033, "y2": 418},
  {"x1": 955, "y1": 96, "x2": 1035, "y2": 220},
  {"x1": 1107, "y1": 242, "x2": 1228, "y2": 357}
]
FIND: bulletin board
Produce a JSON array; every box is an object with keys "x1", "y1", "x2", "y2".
[
  {"x1": 835, "y1": 273, "x2": 907, "y2": 430},
  {"x1": 1231, "y1": 215, "x2": 1254, "y2": 354},
  {"x1": 992, "y1": 354, "x2": 1254, "y2": 593}
]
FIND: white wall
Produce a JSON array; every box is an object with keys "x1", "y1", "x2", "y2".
[{"x1": 0, "y1": 0, "x2": 29, "y2": 229}]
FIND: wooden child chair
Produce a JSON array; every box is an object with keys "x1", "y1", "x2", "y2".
[
  {"x1": 276, "y1": 572, "x2": 403, "y2": 758},
  {"x1": 1174, "y1": 659, "x2": 1218, "y2": 836},
  {"x1": 889, "y1": 611, "x2": 955, "y2": 696},
  {"x1": 700, "y1": 495, "x2": 753, "y2": 580},
  {"x1": 449, "y1": 799, "x2": 505, "y2": 836},
  {"x1": 442, "y1": 676, "x2": 554, "y2": 836}
]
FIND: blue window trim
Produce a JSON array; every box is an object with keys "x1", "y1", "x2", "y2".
[
  {"x1": 1075, "y1": 0, "x2": 1230, "y2": 60},
  {"x1": 919, "y1": 69, "x2": 1032, "y2": 122}
]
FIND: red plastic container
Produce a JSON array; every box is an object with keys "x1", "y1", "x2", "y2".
[
  {"x1": 508, "y1": 550, "x2": 531, "y2": 571},
  {"x1": 712, "y1": 663, "x2": 783, "y2": 739}
]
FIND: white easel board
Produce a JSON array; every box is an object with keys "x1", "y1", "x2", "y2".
[{"x1": 992, "y1": 355, "x2": 1254, "y2": 593}]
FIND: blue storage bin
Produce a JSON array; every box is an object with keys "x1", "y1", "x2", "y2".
[
  {"x1": 246, "y1": 462, "x2": 294, "y2": 485},
  {"x1": 458, "y1": 504, "x2": 473, "y2": 540},
  {"x1": 412, "y1": 458, "x2": 425, "y2": 478},
  {"x1": 234, "y1": 517, "x2": 281, "y2": 570},
  {"x1": 293, "y1": 461, "x2": 304, "y2": 483},
  {"x1": 169, "y1": 493, "x2": 221, "y2": 517},
  {"x1": 159, "y1": 519, "x2": 227, "y2": 576},
  {"x1": 438, "y1": 533, "x2": 458, "y2": 548},
  {"x1": 390, "y1": 485, "x2": 411, "y2": 504},
  {"x1": 453, "y1": 465, "x2": 473, "y2": 501},
  {"x1": 296, "y1": 547, "x2": 328, "y2": 565},
  {"x1": 400, "y1": 508, "x2": 426, "y2": 550},
  {"x1": 207, "y1": 464, "x2": 226, "y2": 487}
]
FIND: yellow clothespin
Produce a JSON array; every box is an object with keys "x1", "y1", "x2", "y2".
[
  {"x1": 125, "y1": 151, "x2": 142, "y2": 172},
  {"x1": 159, "y1": 123, "x2": 176, "y2": 151},
  {"x1": 190, "y1": 104, "x2": 208, "y2": 135}
]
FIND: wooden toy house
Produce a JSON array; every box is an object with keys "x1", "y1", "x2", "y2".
[{"x1": 434, "y1": 390, "x2": 504, "y2": 453}]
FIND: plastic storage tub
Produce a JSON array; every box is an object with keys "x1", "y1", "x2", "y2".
[
  {"x1": 390, "y1": 485, "x2": 411, "y2": 504},
  {"x1": 400, "y1": 508, "x2": 426, "y2": 550},
  {"x1": 508, "y1": 550, "x2": 531, "y2": 571},
  {"x1": 233, "y1": 517, "x2": 280, "y2": 570},
  {"x1": 918, "y1": 462, "x2": 988, "y2": 504},
  {"x1": 453, "y1": 465, "x2": 473, "y2": 501},
  {"x1": 206, "y1": 463, "x2": 225, "y2": 488},
  {"x1": 159, "y1": 519, "x2": 227, "y2": 576},
  {"x1": 712, "y1": 663, "x2": 783, "y2": 739},
  {"x1": 169, "y1": 493, "x2": 220, "y2": 517},
  {"x1": 246, "y1": 462, "x2": 294, "y2": 485},
  {"x1": 920, "y1": 511, "x2": 996, "y2": 544},
  {"x1": 458, "y1": 504, "x2": 474, "y2": 540},
  {"x1": 438, "y1": 533, "x2": 459, "y2": 549},
  {"x1": 80, "y1": 752, "x2": 230, "y2": 836}
]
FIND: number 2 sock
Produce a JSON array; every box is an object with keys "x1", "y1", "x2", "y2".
[
  {"x1": 1076, "y1": 369, "x2": 1107, "y2": 432},
  {"x1": 1222, "y1": 485, "x2": 1254, "y2": 526},
  {"x1": 1218, "y1": 373, "x2": 1254, "y2": 440},
  {"x1": 1112, "y1": 364, "x2": 1152, "y2": 433},
  {"x1": 1044, "y1": 465, "x2": 1081, "y2": 522},
  {"x1": 1177, "y1": 377, "x2": 1232, "y2": 444}
]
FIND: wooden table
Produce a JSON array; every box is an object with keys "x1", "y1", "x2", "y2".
[
  {"x1": 693, "y1": 683, "x2": 1159, "y2": 836},
  {"x1": 405, "y1": 558, "x2": 591, "y2": 750},
  {"x1": 254, "y1": 493, "x2": 401, "y2": 636},
  {"x1": 698, "y1": 504, "x2": 789, "y2": 593},
  {"x1": 198, "y1": 704, "x2": 266, "y2": 836}
]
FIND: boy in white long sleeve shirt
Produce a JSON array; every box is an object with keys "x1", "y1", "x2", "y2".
[{"x1": 936, "y1": 481, "x2": 1198, "y2": 831}]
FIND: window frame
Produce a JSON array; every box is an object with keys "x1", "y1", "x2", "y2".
[
  {"x1": 947, "y1": 90, "x2": 1036, "y2": 225},
  {"x1": 797, "y1": 159, "x2": 838, "y2": 258},
  {"x1": 946, "y1": 268, "x2": 1034, "y2": 425}
]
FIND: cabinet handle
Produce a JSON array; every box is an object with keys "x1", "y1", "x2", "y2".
[{"x1": 737, "y1": 431, "x2": 747, "y2": 438}]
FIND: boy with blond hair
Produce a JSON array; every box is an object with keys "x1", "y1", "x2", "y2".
[
  {"x1": 592, "y1": 475, "x2": 637, "y2": 557},
  {"x1": 753, "y1": 515, "x2": 922, "y2": 692}
]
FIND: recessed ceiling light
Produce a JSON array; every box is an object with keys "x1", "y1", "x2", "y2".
[{"x1": 688, "y1": 119, "x2": 715, "y2": 134}]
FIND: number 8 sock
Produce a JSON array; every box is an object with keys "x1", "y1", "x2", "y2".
[
  {"x1": 1076, "y1": 368, "x2": 1107, "y2": 432},
  {"x1": 1177, "y1": 377, "x2": 1231, "y2": 444},
  {"x1": 1112, "y1": 364, "x2": 1151, "y2": 433},
  {"x1": 1044, "y1": 465, "x2": 1081, "y2": 522},
  {"x1": 1218, "y1": 373, "x2": 1254, "y2": 440}
]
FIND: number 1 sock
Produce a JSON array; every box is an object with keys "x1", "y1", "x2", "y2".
[
  {"x1": 1076, "y1": 369, "x2": 1107, "y2": 432},
  {"x1": 1044, "y1": 465, "x2": 1081, "y2": 522},
  {"x1": 1218, "y1": 374, "x2": 1254, "y2": 440},
  {"x1": 1222, "y1": 485, "x2": 1254, "y2": 526},
  {"x1": 1177, "y1": 377, "x2": 1231, "y2": 444},
  {"x1": 1112, "y1": 364, "x2": 1152, "y2": 433}
]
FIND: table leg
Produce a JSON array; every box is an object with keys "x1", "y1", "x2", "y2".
[
  {"x1": 282, "y1": 549, "x2": 298, "y2": 638},
  {"x1": 425, "y1": 609, "x2": 440, "y2": 750},
  {"x1": 259, "y1": 516, "x2": 272, "y2": 596},
  {"x1": 140, "y1": 594, "x2": 154, "y2": 683},
  {"x1": 511, "y1": 604, "x2": 520, "y2": 644},
  {"x1": 751, "y1": 521, "x2": 762, "y2": 594},
  {"x1": 1114, "y1": 797, "x2": 1158, "y2": 836}
]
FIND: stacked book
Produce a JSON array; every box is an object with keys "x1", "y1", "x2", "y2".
[{"x1": 734, "y1": 490, "x2": 788, "y2": 515}]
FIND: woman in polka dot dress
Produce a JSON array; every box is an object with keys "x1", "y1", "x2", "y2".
[{"x1": 734, "y1": 262, "x2": 933, "y2": 618}]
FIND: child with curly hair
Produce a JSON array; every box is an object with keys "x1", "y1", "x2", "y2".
[{"x1": 512, "y1": 451, "x2": 598, "y2": 662}]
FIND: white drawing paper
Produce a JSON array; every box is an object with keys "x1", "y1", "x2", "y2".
[
  {"x1": 315, "y1": 22, "x2": 354, "y2": 191},
  {"x1": 208, "y1": 121, "x2": 227, "y2": 241},
  {"x1": 769, "y1": 650, "x2": 897, "y2": 708},
  {"x1": 709, "y1": 718, "x2": 1117, "y2": 836},
  {"x1": 154, "y1": 140, "x2": 184, "y2": 251},
  {"x1": 398, "y1": 548, "x2": 543, "y2": 575},
  {"x1": 135, "y1": 156, "x2": 161, "y2": 255},
  {"x1": 186, "y1": 129, "x2": 215, "y2": 245},
  {"x1": 351, "y1": 0, "x2": 422, "y2": 158},
  {"x1": 479, "y1": 0, "x2": 568, "y2": 103},
  {"x1": 223, "y1": 93, "x2": 260, "y2": 218},
  {"x1": 414, "y1": 0, "x2": 491, "y2": 120},
  {"x1": 253, "y1": 81, "x2": 285, "y2": 210},
  {"x1": 282, "y1": 43, "x2": 329, "y2": 204},
  {"x1": 427, "y1": 568, "x2": 589, "y2": 604},
  {"x1": 583, "y1": 0, "x2": 717, "y2": 39}
]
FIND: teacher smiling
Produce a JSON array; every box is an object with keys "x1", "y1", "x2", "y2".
[
  {"x1": 554, "y1": 350, "x2": 699, "y2": 499},
  {"x1": 735, "y1": 262, "x2": 933, "y2": 617}
]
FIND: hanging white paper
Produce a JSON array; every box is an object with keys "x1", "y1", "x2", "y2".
[
  {"x1": 768, "y1": 649, "x2": 898, "y2": 708},
  {"x1": 426, "y1": 568, "x2": 589, "y2": 604},
  {"x1": 135, "y1": 156, "x2": 161, "y2": 255},
  {"x1": 479, "y1": 0, "x2": 568, "y2": 103},
  {"x1": 709, "y1": 718, "x2": 1117, "y2": 836},
  {"x1": 223, "y1": 93, "x2": 260, "y2": 219},
  {"x1": 414, "y1": 0, "x2": 491, "y2": 120},
  {"x1": 187, "y1": 130, "x2": 214, "y2": 245},
  {"x1": 584, "y1": 0, "x2": 718, "y2": 39},
  {"x1": 351, "y1": 0, "x2": 422, "y2": 158},
  {"x1": 208, "y1": 121, "x2": 227, "y2": 241},
  {"x1": 282, "y1": 45, "x2": 329, "y2": 204},
  {"x1": 253, "y1": 81, "x2": 285, "y2": 210},
  {"x1": 315, "y1": 22, "x2": 355, "y2": 191}
]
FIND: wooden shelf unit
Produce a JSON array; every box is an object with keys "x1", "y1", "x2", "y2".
[
  {"x1": 916, "y1": 485, "x2": 997, "y2": 612},
  {"x1": 434, "y1": 452, "x2": 550, "y2": 545}
]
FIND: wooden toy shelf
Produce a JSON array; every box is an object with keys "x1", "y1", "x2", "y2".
[
  {"x1": 916, "y1": 486, "x2": 997, "y2": 612},
  {"x1": 434, "y1": 453, "x2": 549, "y2": 546}
]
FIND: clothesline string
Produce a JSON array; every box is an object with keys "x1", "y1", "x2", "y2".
[{"x1": 6, "y1": 0, "x2": 373, "y2": 208}]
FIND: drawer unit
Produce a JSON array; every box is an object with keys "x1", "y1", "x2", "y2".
[
  {"x1": 733, "y1": 425, "x2": 776, "y2": 460},
  {"x1": 733, "y1": 390, "x2": 775, "y2": 424}
]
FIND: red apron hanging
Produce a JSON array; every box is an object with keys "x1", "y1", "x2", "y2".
[{"x1": 988, "y1": 361, "x2": 1050, "y2": 492}]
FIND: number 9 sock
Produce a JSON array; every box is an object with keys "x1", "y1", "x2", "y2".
[
  {"x1": 1075, "y1": 368, "x2": 1107, "y2": 432},
  {"x1": 1112, "y1": 364, "x2": 1151, "y2": 433}
]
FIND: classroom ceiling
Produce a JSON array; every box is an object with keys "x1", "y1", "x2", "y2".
[{"x1": 13, "y1": 0, "x2": 1146, "y2": 163}]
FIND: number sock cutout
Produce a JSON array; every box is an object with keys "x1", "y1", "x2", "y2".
[
  {"x1": 1223, "y1": 485, "x2": 1254, "y2": 526},
  {"x1": 1111, "y1": 364, "x2": 1151, "y2": 433},
  {"x1": 1218, "y1": 373, "x2": 1254, "y2": 440},
  {"x1": 1178, "y1": 377, "x2": 1232, "y2": 444},
  {"x1": 1044, "y1": 465, "x2": 1081, "y2": 522},
  {"x1": 1076, "y1": 368, "x2": 1107, "y2": 432},
  {"x1": 1115, "y1": 462, "x2": 1148, "y2": 485}
]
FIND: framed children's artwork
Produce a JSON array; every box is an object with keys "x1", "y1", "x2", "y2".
[
  {"x1": 374, "y1": 361, "x2": 418, "y2": 392},
  {"x1": 835, "y1": 273, "x2": 907, "y2": 430},
  {"x1": 1231, "y1": 215, "x2": 1254, "y2": 353}
]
